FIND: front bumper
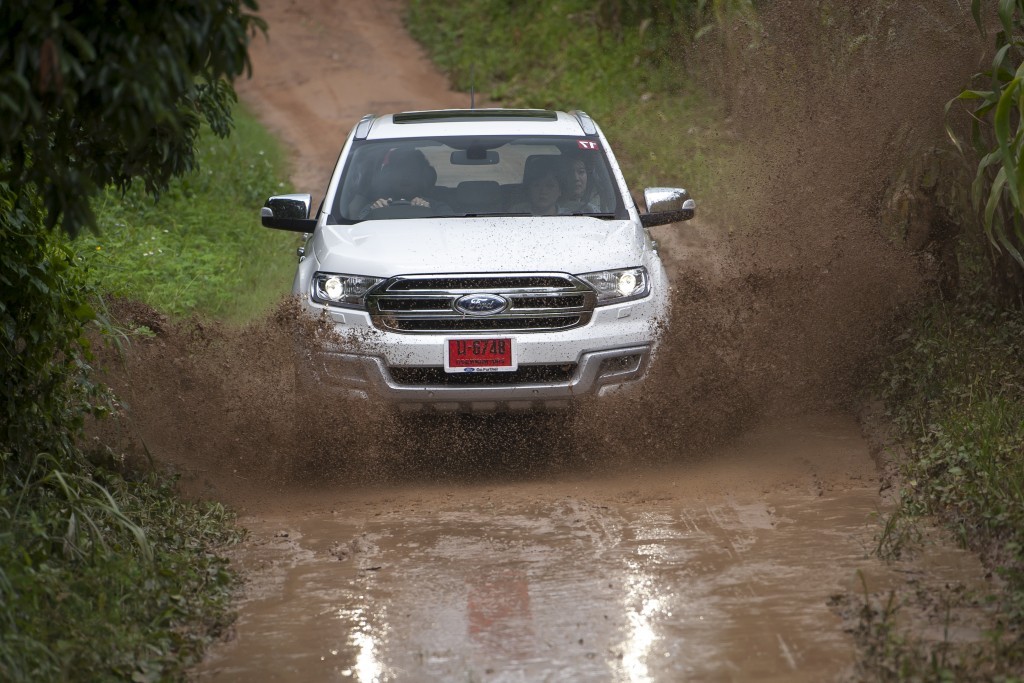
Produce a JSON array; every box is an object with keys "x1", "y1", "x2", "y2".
[
  {"x1": 295, "y1": 275, "x2": 667, "y2": 412},
  {"x1": 302, "y1": 343, "x2": 651, "y2": 412}
]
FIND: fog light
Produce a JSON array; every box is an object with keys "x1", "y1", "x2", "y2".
[{"x1": 598, "y1": 354, "x2": 642, "y2": 379}]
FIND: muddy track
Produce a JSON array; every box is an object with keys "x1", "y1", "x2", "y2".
[{"x1": 181, "y1": 2, "x2": 988, "y2": 680}]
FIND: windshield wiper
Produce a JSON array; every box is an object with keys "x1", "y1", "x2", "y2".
[
  {"x1": 453, "y1": 212, "x2": 533, "y2": 217},
  {"x1": 569, "y1": 212, "x2": 617, "y2": 219},
  {"x1": 449, "y1": 212, "x2": 618, "y2": 219}
]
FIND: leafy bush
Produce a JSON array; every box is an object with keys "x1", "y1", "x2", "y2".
[
  {"x1": 0, "y1": 0, "x2": 264, "y2": 237},
  {"x1": 0, "y1": 186, "x2": 99, "y2": 472}
]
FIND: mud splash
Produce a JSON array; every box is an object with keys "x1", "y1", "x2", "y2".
[
  {"x1": 96, "y1": 2, "x2": 989, "y2": 500},
  {"x1": 607, "y1": 0, "x2": 987, "y2": 453},
  {"x1": 97, "y1": 299, "x2": 609, "y2": 502}
]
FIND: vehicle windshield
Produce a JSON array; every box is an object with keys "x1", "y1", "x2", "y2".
[{"x1": 332, "y1": 135, "x2": 626, "y2": 222}]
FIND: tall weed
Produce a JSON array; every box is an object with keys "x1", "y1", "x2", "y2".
[{"x1": 0, "y1": 459, "x2": 241, "y2": 682}]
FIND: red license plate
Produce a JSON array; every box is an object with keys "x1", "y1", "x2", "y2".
[{"x1": 445, "y1": 338, "x2": 517, "y2": 373}]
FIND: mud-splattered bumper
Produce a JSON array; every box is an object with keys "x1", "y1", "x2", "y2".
[{"x1": 302, "y1": 344, "x2": 651, "y2": 412}]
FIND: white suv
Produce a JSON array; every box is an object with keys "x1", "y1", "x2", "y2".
[{"x1": 262, "y1": 109, "x2": 695, "y2": 413}]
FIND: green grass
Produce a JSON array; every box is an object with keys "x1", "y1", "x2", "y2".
[
  {"x1": 858, "y1": 290, "x2": 1024, "y2": 680},
  {"x1": 880, "y1": 295, "x2": 1024, "y2": 602},
  {"x1": 77, "y1": 103, "x2": 298, "y2": 323}
]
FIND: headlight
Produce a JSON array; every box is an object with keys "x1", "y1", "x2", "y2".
[
  {"x1": 311, "y1": 272, "x2": 384, "y2": 308},
  {"x1": 577, "y1": 267, "x2": 649, "y2": 304}
]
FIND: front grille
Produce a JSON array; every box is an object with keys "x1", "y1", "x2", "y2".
[
  {"x1": 388, "y1": 364, "x2": 577, "y2": 386},
  {"x1": 513, "y1": 295, "x2": 585, "y2": 309},
  {"x1": 377, "y1": 298, "x2": 453, "y2": 312},
  {"x1": 367, "y1": 273, "x2": 596, "y2": 333}
]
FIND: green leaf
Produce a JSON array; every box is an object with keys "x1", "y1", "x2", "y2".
[
  {"x1": 984, "y1": 166, "x2": 1008, "y2": 241},
  {"x1": 994, "y1": 77, "x2": 1021, "y2": 207}
]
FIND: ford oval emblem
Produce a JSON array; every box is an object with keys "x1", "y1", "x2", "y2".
[{"x1": 453, "y1": 293, "x2": 509, "y2": 316}]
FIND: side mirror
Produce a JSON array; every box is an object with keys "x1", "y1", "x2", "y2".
[
  {"x1": 261, "y1": 193, "x2": 316, "y2": 232},
  {"x1": 639, "y1": 187, "x2": 696, "y2": 227}
]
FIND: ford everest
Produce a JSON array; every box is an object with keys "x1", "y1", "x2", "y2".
[{"x1": 261, "y1": 109, "x2": 695, "y2": 412}]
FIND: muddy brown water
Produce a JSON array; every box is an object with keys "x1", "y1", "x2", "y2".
[
  {"x1": 193, "y1": 415, "x2": 982, "y2": 682},
  {"x1": 94, "y1": 1, "x2": 995, "y2": 681}
]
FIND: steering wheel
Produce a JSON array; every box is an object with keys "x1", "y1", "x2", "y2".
[{"x1": 366, "y1": 199, "x2": 434, "y2": 219}]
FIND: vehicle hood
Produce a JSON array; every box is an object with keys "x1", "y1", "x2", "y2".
[{"x1": 312, "y1": 217, "x2": 646, "y2": 276}]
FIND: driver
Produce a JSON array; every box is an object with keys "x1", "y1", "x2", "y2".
[{"x1": 357, "y1": 150, "x2": 451, "y2": 218}]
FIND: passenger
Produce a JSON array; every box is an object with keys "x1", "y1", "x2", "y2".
[
  {"x1": 358, "y1": 149, "x2": 451, "y2": 218},
  {"x1": 511, "y1": 157, "x2": 563, "y2": 216},
  {"x1": 559, "y1": 155, "x2": 601, "y2": 213}
]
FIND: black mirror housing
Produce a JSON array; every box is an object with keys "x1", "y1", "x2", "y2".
[
  {"x1": 639, "y1": 187, "x2": 696, "y2": 227},
  {"x1": 261, "y1": 193, "x2": 316, "y2": 232}
]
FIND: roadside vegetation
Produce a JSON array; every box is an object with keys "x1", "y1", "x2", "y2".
[
  {"x1": 0, "y1": 2, "x2": 281, "y2": 680},
  {"x1": 858, "y1": 2, "x2": 1024, "y2": 669},
  {"x1": 858, "y1": 3, "x2": 1024, "y2": 678},
  {"x1": 78, "y1": 107, "x2": 295, "y2": 323},
  {"x1": 406, "y1": 0, "x2": 1024, "y2": 679},
  {"x1": 865, "y1": 290, "x2": 1024, "y2": 681}
]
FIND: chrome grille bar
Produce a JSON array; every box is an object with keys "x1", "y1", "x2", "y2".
[{"x1": 366, "y1": 273, "x2": 596, "y2": 333}]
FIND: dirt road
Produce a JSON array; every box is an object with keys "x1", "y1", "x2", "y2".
[{"x1": 191, "y1": 2, "x2": 983, "y2": 680}]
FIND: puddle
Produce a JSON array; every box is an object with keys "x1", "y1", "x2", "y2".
[{"x1": 194, "y1": 414, "x2": 986, "y2": 682}]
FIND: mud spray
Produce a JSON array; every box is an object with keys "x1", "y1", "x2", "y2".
[
  {"x1": 96, "y1": 2, "x2": 986, "y2": 501},
  {"x1": 610, "y1": 1, "x2": 986, "y2": 453}
]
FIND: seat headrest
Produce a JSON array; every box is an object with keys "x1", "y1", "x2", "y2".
[
  {"x1": 455, "y1": 180, "x2": 502, "y2": 211},
  {"x1": 522, "y1": 155, "x2": 562, "y2": 185}
]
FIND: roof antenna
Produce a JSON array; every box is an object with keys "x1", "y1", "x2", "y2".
[{"x1": 470, "y1": 63, "x2": 475, "y2": 109}]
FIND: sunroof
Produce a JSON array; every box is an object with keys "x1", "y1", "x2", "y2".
[{"x1": 393, "y1": 109, "x2": 558, "y2": 124}]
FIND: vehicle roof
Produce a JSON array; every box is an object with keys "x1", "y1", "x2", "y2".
[{"x1": 362, "y1": 109, "x2": 590, "y2": 139}]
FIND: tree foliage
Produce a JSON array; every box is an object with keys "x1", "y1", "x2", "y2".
[
  {"x1": 947, "y1": 0, "x2": 1024, "y2": 301},
  {"x1": 0, "y1": 0, "x2": 265, "y2": 237},
  {"x1": 1, "y1": 0, "x2": 264, "y2": 463},
  {"x1": 1, "y1": 3, "x2": 262, "y2": 678},
  {"x1": 0, "y1": 188, "x2": 99, "y2": 469}
]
